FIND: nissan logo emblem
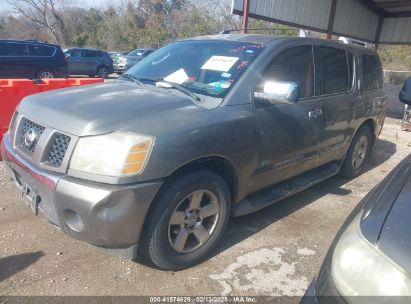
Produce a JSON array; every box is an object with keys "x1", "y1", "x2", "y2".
[{"x1": 24, "y1": 128, "x2": 38, "y2": 148}]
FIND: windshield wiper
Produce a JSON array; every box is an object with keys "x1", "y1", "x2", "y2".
[
  {"x1": 157, "y1": 79, "x2": 201, "y2": 102},
  {"x1": 134, "y1": 76, "x2": 201, "y2": 102},
  {"x1": 120, "y1": 74, "x2": 144, "y2": 86}
]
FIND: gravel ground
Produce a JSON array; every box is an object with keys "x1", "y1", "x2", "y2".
[{"x1": 0, "y1": 118, "x2": 410, "y2": 301}]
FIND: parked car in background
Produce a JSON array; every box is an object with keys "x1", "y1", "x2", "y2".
[
  {"x1": 1, "y1": 35, "x2": 386, "y2": 271},
  {"x1": 64, "y1": 48, "x2": 114, "y2": 78},
  {"x1": 0, "y1": 39, "x2": 68, "y2": 79},
  {"x1": 108, "y1": 50, "x2": 130, "y2": 59},
  {"x1": 302, "y1": 78, "x2": 411, "y2": 303},
  {"x1": 303, "y1": 153, "x2": 411, "y2": 303},
  {"x1": 113, "y1": 48, "x2": 155, "y2": 74}
]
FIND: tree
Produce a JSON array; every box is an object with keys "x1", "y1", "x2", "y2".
[{"x1": 6, "y1": 0, "x2": 71, "y2": 45}]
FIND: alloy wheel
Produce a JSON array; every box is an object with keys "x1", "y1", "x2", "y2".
[
  {"x1": 168, "y1": 190, "x2": 220, "y2": 253},
  {"x1": 352, "y1": 135, "x2": 368, "y2": 170},
  {"x1": 40, "y1": 71, "x2": 54, "y2": 79}
]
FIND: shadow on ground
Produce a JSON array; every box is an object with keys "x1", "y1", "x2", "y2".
[
  {"x1": 212, "y1": 138, "x2": 397, "y2": 257},
  {"x1": 0, "y1": 251, "x2": 44, "y2": 283}
]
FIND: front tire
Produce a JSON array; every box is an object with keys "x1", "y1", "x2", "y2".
[
  {"x1": 143, "y1": 171, "x2": 231, "y2": 271},
  {"x1": 340, "y1": 125, "x2": 373, "y2": 178}
]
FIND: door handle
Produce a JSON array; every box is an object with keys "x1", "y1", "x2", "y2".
[{"x1": 308, "y1": 108, "x2": 323, "y2": 119}]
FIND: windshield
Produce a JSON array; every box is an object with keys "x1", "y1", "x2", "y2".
[{"x1": 124, "y1": 40, "x2": 265, "y2": 98}]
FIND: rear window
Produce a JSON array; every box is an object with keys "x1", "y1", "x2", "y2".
[
  {"x1": 362, "y1": 54, "x2": 383, "y2": 91},
  {"x1": 319, "y1": 47, "x2": 352, "y2": 95},
  {"x1": 28, "y1": 44, "x2": 56, "y2": 56},
  {"x1": 0, "y1": 42, "x2": 28, "y2": 56}
]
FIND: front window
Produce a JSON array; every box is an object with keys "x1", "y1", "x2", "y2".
[{"x1": 124, "y1": 40, "x2": 265, "y2": 98}]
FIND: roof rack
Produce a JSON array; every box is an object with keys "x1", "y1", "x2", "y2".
[{"x1": 220, "y1": 28, "x2": 298, "y2": 35}]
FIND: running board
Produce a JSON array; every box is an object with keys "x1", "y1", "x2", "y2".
[{"x1": 232, "y1": 162, "x2": 341, "y2": 217}]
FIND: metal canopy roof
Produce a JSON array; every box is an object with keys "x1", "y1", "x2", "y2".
[{"x1": 232, "y1": 0, "x2": 411, "y2": 45}]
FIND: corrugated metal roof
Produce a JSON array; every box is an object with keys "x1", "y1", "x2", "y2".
[
  {"x1": 333, "y1": 0, "x2": 380, "y2": 41},
  {"x1": 232, "y1": 0, "x2": 411, "y2": 44},
  {"x1": 380, "y1": 17, "x2": 411, "y2": 44}
]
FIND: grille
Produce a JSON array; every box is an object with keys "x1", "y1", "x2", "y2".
[
  {"x1": 48, "y1": 133, "x2": 71, "y2": 167},
  {"x1": 21, "y1": 119, "x2": 45, "y2": 153}
]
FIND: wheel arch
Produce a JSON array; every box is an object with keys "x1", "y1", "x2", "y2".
[
  {"x1": 357, "y1": 118, "x2": 378, "y2": 148},
  {"x1": 156, "y1": 156, "x2": 239, "y2": 206},
  {"x1": 138, "y1": 156, "x2": 238, "y2": 254}
]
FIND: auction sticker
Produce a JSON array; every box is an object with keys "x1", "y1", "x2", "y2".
[{"x1": 201, "y1": 56, "x2": 239, "y2": 72}]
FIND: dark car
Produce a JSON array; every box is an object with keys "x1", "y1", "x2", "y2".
[
  {"x1": 113, "y1": 48, "x2": 155, "y2": 74},
  {"x1": 64, "y1": 48, "x2": 114, "y2": 78},
  {"x1": 0, "y1": 39, "x2": 68, "y2": 79},
  {"x1": 303, "y1": 154, "x2": 411, "y2": 302},
  {"x1": 302, "y1": 78, "x2": 411, "y2": 302},
  {"x1": 1, "y1": 35, "x2": 386, "y2": 271}
]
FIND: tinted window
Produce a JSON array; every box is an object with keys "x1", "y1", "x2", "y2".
[
  {"x1": 319, "y1": 47, "x2": 351, "y2": 95},
  {"x1": 0, "y1": 42, "x2": 28, "y2": 56},
  {"x1": 362, "y1": 54, "x2": 383, "y2": 91},
  {"x1": 83, "y1": 50, "x2": 98, "y2": 58},
  {"x1": 261, "y1": 46, "x2": 314, "y2": 98},
  {"x1": 28, "y1": 44, "x2": 55, "y2": 56},
  {"x1": 66, "y1": 49, "x2": 81, "y2": 58}
]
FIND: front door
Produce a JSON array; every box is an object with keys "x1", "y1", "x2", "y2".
[
  {"x1": 251, "y1": 45, "x2": 324, "y2": 191},
  {"x1": 0, "y1": 42, "x2": 29, "y2": 78},
  {"x1": 81, "y1": 50, "x2": 99, "y2": 75},
  {"x1": 66, "y1": 49, "x2": 83, "y2": 75}
]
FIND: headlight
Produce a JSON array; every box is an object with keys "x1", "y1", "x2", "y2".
[
  {"x1": 70, "y1": 132, "x2": 154, "y2": 177},
  {"x1": 118, "y1": 57, "x2": 126, "y2": 64},
  {"x1": 332, "y1": 213, "x2": 411, "y2": 298}
]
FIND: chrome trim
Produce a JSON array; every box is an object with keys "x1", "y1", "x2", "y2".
[
  {"x1": 12, "y1": 113, "x2": 78, "y2": 174},
  {"x1": 1, "y1": 135, "x2": 59, "y2": 189}
]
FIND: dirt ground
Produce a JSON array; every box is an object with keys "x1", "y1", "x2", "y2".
[{"x1": 0, "y1": 118, "x2": 410, "y2": 301}]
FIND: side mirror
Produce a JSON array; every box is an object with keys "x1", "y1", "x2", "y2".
[
  {"x1": 254, "y1": 81, "x2": 299, "y2": 104},
  {"x1": 399, "y1": 76, "x2": 411, "y2": 106}
]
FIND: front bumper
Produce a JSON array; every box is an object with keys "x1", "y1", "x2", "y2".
[
  {"x1": 1, "y1": 134, "x2": 162, "y2": 258},
  {"x1": 113, "y1": 64, "x2": 127, "y2": 73}
]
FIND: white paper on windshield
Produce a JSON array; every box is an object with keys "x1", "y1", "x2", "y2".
[
  {"x1": 201, "y1": 56, "x2": 239, "y2": 72},
  {"x1": 164, "y1": 68, "x2": 189, "y2": 84}
]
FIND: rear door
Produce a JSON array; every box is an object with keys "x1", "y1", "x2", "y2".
[
  {"x1": 251, "y1": 45, "x2": 324, "y2": 191},
  {"x1": 315, "y1": 45, "x2": 360, "y2": 166}
]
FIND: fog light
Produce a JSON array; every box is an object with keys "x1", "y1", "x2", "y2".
[{"x1": 63, "y1": 209, "x2": 84, "y2": 232}]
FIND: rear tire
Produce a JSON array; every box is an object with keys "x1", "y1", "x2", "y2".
[
  {"x1": 143, "y1": 170, "x2": 231, "y2": 271},
  {"x1": 340, "y1": 125, "x2": 373, "y2": 178},
  {"x1": 36, "y1": 69, "x2": 55, "y2": 79},
  {"x1": 96, "y1": 66, "x2": 109, "y2": 79}
]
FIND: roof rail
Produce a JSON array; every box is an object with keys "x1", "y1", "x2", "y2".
[{"x1": 220, "y1": 28, "x2": 298, "y2": 35}]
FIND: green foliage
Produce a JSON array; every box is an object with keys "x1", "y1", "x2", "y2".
[{"x1": 378, "y1": 45, "x2": 411, "y2": 71}]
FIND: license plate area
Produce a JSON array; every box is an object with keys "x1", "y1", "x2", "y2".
[{"x1": 14, "y1": 170, "x2": 41, "y2": 215}]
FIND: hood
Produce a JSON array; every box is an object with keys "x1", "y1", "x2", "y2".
[
  {"x1": 378, "y1": 171, "x2": 411, "y2": 274},
  {"x1": 360, "y1": 154, "x2": 411, "y2": 244},
  {"x1": 359, "y1": 155, "x2": 411, "y2": 273},
  {"x1": 17, "y1": 81, "x2": 204, "y2": 137}
]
